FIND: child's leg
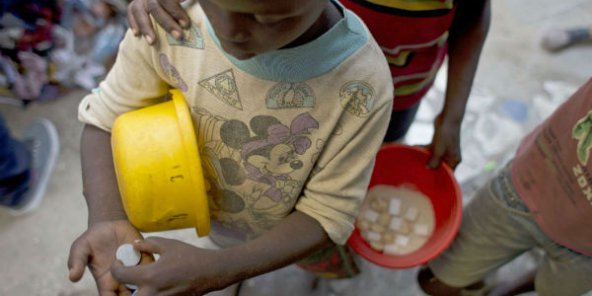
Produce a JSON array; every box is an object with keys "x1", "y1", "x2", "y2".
[
  {"x1": 383, "y1": 102, "x2": 421, "y2": 142},
  {"x1": 419, "y1": 166, "x2": 538, "y2": 295},
  {"x1": 533, "y1": 240, "x2": 592, "y2": 296}
]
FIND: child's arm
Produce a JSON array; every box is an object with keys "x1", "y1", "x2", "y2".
[
  {"x1": 69, "y1": 28, "x2": 169, "y2": 293},
  {"x1": 427, "y1": 0, "x2": 491, "y2": 169},
  {"x1": 80, "y1": 125, "x2": 127, "y2": 224},
  {"x1": 111, "y1": 210, "x2": 330, "y2": 294},
  {"x1": 68, "y1": 125, "x2": 149, "y2": 294}
]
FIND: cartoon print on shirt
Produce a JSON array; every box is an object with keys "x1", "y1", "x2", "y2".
[
  {"x1": 191, "y1": 108, "x2": 319, "y2": 239},
  {"x1": 159, "y1": 53, "x2": 188, "y2": 91},
  {"x1": 191, "y1": 107, "x2": 256, "y2": 241},
  {"x1": 573, "y1": 110, "x2": 592, "y2": 165},
  {"x1": 166, "y1": 22, "x2": 204, "y2": 49},
  {"x1": 199, "y1": 69, "x2": 243, "y2": 110},
  {"x1": 339, "y1": 80, "x2": 375, "y2": 117},
  {"x1": 309, "y1": 123, "x2": 342, "y2": 179},
  {"x1": 266, "y1": 82, "x2": 316, "y2": 109},
  {"x1": 227, "y1": 112, "x2": 319, "y2": 203}
]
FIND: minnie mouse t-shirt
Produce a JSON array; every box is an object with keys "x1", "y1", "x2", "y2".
[{"x1": 78, "y1": 2, "x2": 393, "y2": 247}]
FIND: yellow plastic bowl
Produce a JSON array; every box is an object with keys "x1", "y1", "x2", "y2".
[{"x1": 111, "y1": 90, "x2": 210, "y2": 236}]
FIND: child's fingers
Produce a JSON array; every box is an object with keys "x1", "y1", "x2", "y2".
[
  {"x1": 127, "y1": 4, "x2": 140, "y2": 36},
  {"x1": 427, "y1": 157, "x2": 441, "y2": 169},
  {"x1": 146, "y1": 0, "x2": 184, "y2": 39},
  {"x1": 427, "y1": 146, "x2": 444, "y2": 169},
  {"x1": 442, "y1": 152, "x2": 461, "y2": 170},
  {"x1": 111, "y1": 260, "x2": 141, "y2": 286},
  {"x1": 133, "y1": 237, "x2": 167, "y2": 254},
  {"x1": 67, "y1": 239, "x2": 91, "y2": 282},
  {"x1": 117, "y1": 284, "x2": 134, "y2": 296},
  {"x1": 139, "y1": 249, "x2": 155, "y2": 264},
  {"x1": 132, "y1": 1, "x2": 157, "y2": 44},
  {"x1": 162, "y1": 0, "x2": 192, "y2": 29}
]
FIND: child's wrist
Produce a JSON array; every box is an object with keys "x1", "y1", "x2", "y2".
[{"x1": 88, "y1": 211, "x2": 128, "y2": 226}]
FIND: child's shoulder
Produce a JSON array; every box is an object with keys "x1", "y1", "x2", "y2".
[
  {"x1": 151, "y1": 2, "x2": 208, "y2": 41},
  {"x1": 147, "y1": 2, "x2": 211, "y2": 60},
  {"x1": 333, "y1": 8, "x2": 393, "y2": 95}
]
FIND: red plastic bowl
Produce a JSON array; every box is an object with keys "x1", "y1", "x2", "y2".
[{"x1": 347, "y1": 144, "x2": 462, "y2": 269}]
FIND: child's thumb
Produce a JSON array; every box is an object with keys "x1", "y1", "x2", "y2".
[
  {"x1": 427, "y1": 154, "x2": 441, "y2": 169},
  {"x1": 68, "y1": 262, "x2": 84, "y2": 282},
  {"x1": 67, "y1": 242, "x2": 90, "y2": 282}
]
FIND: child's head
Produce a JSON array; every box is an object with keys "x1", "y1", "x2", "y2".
[{"x1": 199, "y1": 0, "x2": 330, "y2": 60}]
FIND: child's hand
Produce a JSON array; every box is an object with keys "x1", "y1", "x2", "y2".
[
  {"x1": 68, "y1": 220, "x2": 150, "y2": 295},
  {"x1": 111, "y1": 237, "x2": 233, "y2": 295},
  {"x1": 427, "y1": 117, "x2": 462, "y2": 170},
  {"x1": 127, "y1": 0, "x2": 191, "y2": 45}
]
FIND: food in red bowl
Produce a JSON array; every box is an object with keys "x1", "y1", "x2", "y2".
[{"x1": 347, "y1": 144, "x2": 462, "y2": 269}]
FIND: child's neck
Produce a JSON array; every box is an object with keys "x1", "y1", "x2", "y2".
[{"x1": 282, "y1": 1, "x2": 343, "y2": 49}]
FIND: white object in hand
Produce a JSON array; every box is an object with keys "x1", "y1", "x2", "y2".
[
  {"x1": 116, "y1": 243, "x2": 141, "y2": 291},
  {"x1": 116, "y1": 243, "x2": 141, "y2": 266}
]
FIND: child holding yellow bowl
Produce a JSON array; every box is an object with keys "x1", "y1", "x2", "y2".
[{"x1": 67, "y1": 0, "x2": 393, "y2": 295}]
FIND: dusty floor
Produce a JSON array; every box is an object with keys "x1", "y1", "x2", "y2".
[{"x1": 1, "y1": 0, "x2": 591, "y2": 295}]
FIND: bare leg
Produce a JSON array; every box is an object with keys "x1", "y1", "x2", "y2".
[{"x1": 542, "y1": 25, "x2": 592, "y2": 52}]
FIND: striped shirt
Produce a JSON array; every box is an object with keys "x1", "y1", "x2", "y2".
[{"x1": 341, "y1": 0, "x2": 456, "y2": 110}]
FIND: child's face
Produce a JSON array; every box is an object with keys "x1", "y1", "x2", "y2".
[{"x1": 199, "y1": 0, "x2": 328, "y2": 60}]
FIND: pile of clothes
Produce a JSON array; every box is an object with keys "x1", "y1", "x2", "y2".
[{"x1": 0, "y1": 0, "x2": 128, "y2": 103}]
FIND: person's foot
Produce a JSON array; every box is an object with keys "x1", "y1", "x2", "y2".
[
  {"x1": 542, "y1": 26, "x2": 592, "y2": 52},
  {"x1": 8, "y1": 119, "x2": 59, "y2": 215}
]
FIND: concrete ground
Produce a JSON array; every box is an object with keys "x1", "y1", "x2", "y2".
[{"x1": 1, "y1": 0, "x2": 591, "y2": 295}]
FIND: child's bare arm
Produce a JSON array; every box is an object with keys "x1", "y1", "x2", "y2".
[
  {"x1": 111, "y1": 210, "x2": 330, "y2": 294},
  {"x1": 80, "y1": 125, "x2": 127, "y2": 224},
  {"x1": 226, "y1": 210, "x2": 331, "y2": 279},
  {"x1": 68, "y1": 125, "x2": 149, "y2": 294},
  {"x1": 428, "y1": 0, "x2": 491, "y2": 169}
]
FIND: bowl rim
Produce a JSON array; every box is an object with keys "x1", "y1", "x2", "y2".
[
  {"x1": 347, "y1": 144, "x2": 462, "y2": 268},
  {"x1": 171, "y1": 89, "x2": 211, "y2": 237}
]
